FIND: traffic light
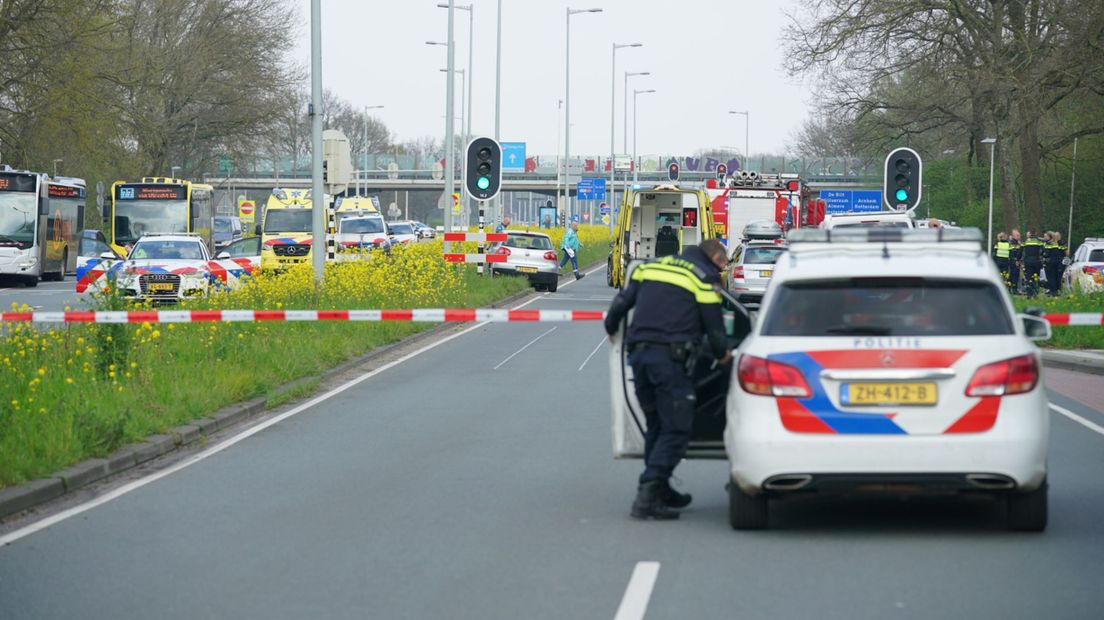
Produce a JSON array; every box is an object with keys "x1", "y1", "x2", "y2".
[
  {"x1": 465, "y1": 137, "x2": 502, "y2": 200},
  {"x1": 717, "y1": 163, "x2": 728, "y2": 180},
  {"x1": 883, "y1": 147, "x2": 922, "y2": 211},
  {"x1": 668, "y1": 162, "x2": 680, "y2": 182}
]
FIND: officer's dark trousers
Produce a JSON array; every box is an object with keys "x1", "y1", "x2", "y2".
[
  {"x1": 629, "y1": 346, "x2": 696, "y2": 484},
  {"x1": 1045, "y1": 263, "x2": 1061, "y2": 295},
  {"x1": 1009, "y1": 263, "x2": 1021, "y2": 294},
  {"x1": 995, "y1": 259, "x2": 1010, "y2": 287},
  {"x1": 1024, "y1": 261, "x2": 1042, "y2": 296}
]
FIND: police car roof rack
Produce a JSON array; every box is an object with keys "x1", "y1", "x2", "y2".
[{"x1": 787, "y1": 227, "x2": 983, "y2": 245}]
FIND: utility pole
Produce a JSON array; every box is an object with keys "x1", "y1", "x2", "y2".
[
  {"x1": 565, "y1": 7, "x2": 602, "y2": 225},
  {"x1": 610, "y1": 43, "x2": 642, "y2": 233},
  {"x1": 309, "y1": 0, "x2": 325, "y2": 283}
]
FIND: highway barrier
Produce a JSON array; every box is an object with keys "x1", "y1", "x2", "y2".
[
  {"x1": 0, "y1": 308, "x2": 607, "y2": 324},
  {"x1": 1, "y1": 310, "x2": 1098, "y2": 325}
]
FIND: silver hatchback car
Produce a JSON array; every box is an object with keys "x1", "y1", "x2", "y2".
[
  {"x1": 727, "y1": 241, "x2": 786, "y2": 306},
  {"x1": 490, "y1": 231, "x2": 561, "y2": 292}
]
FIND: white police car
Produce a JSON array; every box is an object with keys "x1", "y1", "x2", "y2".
[{"x1": 725, "y1": 228, "x2": 1051, "y2": 531}]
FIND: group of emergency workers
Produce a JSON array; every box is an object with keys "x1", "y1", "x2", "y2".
[{"x1": 992, "y1": 229, "x2": 1068, "y2": 296}]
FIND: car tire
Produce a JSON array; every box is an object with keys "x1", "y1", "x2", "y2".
[
  {"x1": 22, "y1": 275, "x2": 39, "y2": 288},
  {"x1": 1007, "y1": 479, "x2": 1047, "y2": 532},
  {"x1": 548, "y1": 279, "x2": 558, "y2": 293},
  {"x1": 728, "y1": 481, "x2": 768, "y2": 530},
  {"x1": 606, "y1": 256, "x2": 614, "y2": 287}
]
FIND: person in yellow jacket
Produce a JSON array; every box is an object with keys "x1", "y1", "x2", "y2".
[{"x1": 993, "y1": 232, "x2": 1011, "y2": 288}]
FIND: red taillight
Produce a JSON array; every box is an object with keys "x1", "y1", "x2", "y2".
[
  {"x1": 495, "y1": 246, "x2": 511, "y2": 256},
  {"x1": 732, "y1": 266, "x2": 745, "y2": 280},
  {"x1": 543, "y1": 251, "x2": 557, "y2": 261},
  {"x1": 965, "y1": 354, "x2": 1038, "y2": 397},
  {"x1": 738, "y1": 355, "x2": 812, "y2": 398},
  {"x1": 1083, "y1": 265, "x2": 1100, "y2": 274}
]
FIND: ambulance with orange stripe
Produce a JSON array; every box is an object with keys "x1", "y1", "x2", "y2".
[
  {"x1": 260, "y1": 188, "x2": 321, "y2": 270},
  {"x1": 610, "y1": 227, "x2": 1053, "y2": 531}
]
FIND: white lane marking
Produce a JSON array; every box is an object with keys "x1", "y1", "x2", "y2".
[
  {"x1": 1050, "y1": 402, "x2": 1104, "y2": 437},
  {"x1": 0, "y1": 293, "x2": 545, "y2": 548},
  {"x1": 556, "y1": 264, "x2": 606, "y2": 290},
  {"x1": 578, "y1": 337, "x2": 607, "y2": 372},
  {"x1": 493, "y1": 326, "x2": 557, "y2": 371},
  {"x1": 614, "y1": 561, "x2": 660, "y2": 620}
]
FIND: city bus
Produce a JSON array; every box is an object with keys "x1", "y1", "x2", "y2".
[
  {"x1": 107, "y1": 177, "x2": 214, "y2": 256},
  {"x1": 0, "y1": 167, "x2": 80, "y2": 286},
  {"x1": 45, "y1": 177, "x2": 86, "y2": 280}
]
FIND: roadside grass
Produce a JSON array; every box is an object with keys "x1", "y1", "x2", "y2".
[
  {"x1": 1012, "y1": 292, "x2": 1104, "y2": 349},
  {"x1": 266, "y1": 377, "x2": 322, "y2": 409},
  {"x1": 0, "y1": 243, "x2": 528, "y2": 488}
]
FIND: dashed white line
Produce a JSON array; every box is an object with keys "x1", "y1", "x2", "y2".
[
  {"x1": 1050, "y1": 402, "x2": 1104, "y2": 437},
  {"x1": 614, "y1": 561, "x2": 660, "y2": 620},
  {"x1": 493, "y1": 326, "x2": 557, "y2": 370},
  {"x1": 0, "y1": 293, "x2": 546, "y2": 549},
  {"x1": 578, "y1": 337, "x2": 607, "y2": 372}
]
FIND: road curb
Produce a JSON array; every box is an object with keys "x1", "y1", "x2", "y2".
[
  {"x1": 0, "y1": 287, "x2": 540, "y2": 522},
  {"x1": 1041, "y1": 349, "x2": 1104, "y2": 376}
]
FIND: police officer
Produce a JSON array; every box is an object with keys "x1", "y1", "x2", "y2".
[
  {"x1": 1044, "y1": 231, "x2": 1067, "y2": 295},
  {"x1": 604, "y1": 239, "x2": 745, "y2": 520},
  {"x1": 1021, "y1": 230, "x2": 1045, "y2": 296},
  {"x1": 1008, "y1": 229, "x2": 1023, "y2": 294},
  {"x1": 993, "y1": 232, "x2": 1011, "y2": 285}
]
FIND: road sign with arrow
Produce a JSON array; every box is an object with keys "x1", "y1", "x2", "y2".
[{"x1": 501, "y1": 142, "x2": 526, "y2": 171}]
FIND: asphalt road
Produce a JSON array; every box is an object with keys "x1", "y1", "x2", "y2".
[
  {"x1": 1, "y1": 267, "x2": 1103, "y2": 619},
  {"x1": 0, "y1": 279, "x2": 86, "y2": 313}
]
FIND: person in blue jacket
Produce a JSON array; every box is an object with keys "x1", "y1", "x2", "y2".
[{"x1": 559, "y1": 222, "x2": 584, "y2": 280}]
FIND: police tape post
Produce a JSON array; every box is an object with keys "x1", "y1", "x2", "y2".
[{"x1": 0, "y1": 310, "x2": 1099, "y2": 326}]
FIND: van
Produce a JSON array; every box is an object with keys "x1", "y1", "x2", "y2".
[{"x1": 608, "y1": 186, "x2": 716, "y2": 288}]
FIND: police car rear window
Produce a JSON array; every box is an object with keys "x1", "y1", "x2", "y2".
[
  {"x1": 1089, "y1": 249, "x2": 1104, "y2": 262},
  {"x1": 762, "y1": 278, "x2": 1013, "y2": 337}
]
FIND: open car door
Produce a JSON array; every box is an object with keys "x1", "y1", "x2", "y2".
[
  {"x1": 75, "y1": 230, "x2": 123, "y2": 293},
  {"x1": 610, "y1": 282, "x2": 752, "y2": 459}
]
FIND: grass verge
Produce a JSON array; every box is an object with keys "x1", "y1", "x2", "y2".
[
  {"x1": 0, "y1": 243, "x2": 528, "y2": 488},
  {"x1": 1012, "y1": 292, "x2": 1104, "y2": 349}
]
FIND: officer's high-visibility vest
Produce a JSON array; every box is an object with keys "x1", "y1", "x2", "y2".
[
  {"x1": 631, "y1": 256, "x2": 722, "y2": 304},
  {"x1": 994, "y1": 241, "x2": 1011, "y2": 259},
  {"x1": 1022, "y1": 238, "x2": 1044, "y2": 261}
]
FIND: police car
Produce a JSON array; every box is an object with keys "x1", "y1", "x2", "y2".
[
  {"x1": 112, "y1": 234, "x2": 255, "y2": 302},
  {"x1": 1064, "y1": 237, "x2": 1104, "y2": 293},
  {"x1": 725, "y1": 228, "x2": 1051, "y2": 531}
]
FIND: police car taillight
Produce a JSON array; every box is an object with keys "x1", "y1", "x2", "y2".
[
  {"x1": 543, "y1": 251, "x2": 557, "y2": 261},
  {"x1": 965, "y1": 354, "x2": 1038, "y2": 397},
  {"x1": 738, "y1": 355, "x2": 812, "y2": 398}
]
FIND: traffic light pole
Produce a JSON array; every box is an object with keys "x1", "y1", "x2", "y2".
[
  {"x1": 478, "y1": 200, "x2": 486, "y2": 276},
  {"x1": 309, "y1": 0, "x2": 325, "y2": 285}
]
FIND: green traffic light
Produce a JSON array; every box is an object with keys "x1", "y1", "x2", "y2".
[
  {"x1": 895, "y1": 188, "x2": 909, "y2": 202},
  {"x1": 477, "y1": 176, "x2": 491, "y2": 191}
]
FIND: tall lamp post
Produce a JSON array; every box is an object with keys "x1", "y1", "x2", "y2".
[
  {"x1": 728, "y1": 110, "x2": 749, "y2": 172},
  {"x1": 610, "y1": 43, "x2": 642, "y2": 232},
  {"x1": 494, "y1": 0, "x2": 503, "y2": 224},
  {"x1": 1068, "y1": 136, "x2": 1078, "y2": 246},
  {"x1": 623, "y1": 71, "x2": 650, "y2": 153},
  {"x1": 427, "y1": 35, "x2": 456, "y2": 232},
  {"x1": 309, "y1": 0, "x2": 324, "y2": 282},
  {"x1": 633, "y1": 89, "x2": 656, "y2": 183},
  {"x1": 52, "y1": 159, "x2": 63, "y2": 177},
  {"x1": 361, "y1": 105, "x2": 384, "y2": 194},
  {"x1": 440, "y1": 68, "x2": 467, "y2": 223},
  {"x1": 436, "y1": 4, "x2": 472, "y2": 144},
  {"x1": 982, "y1": 137, "x2": 997, "y2": 249},
  {"x1": 170, "y1": 165, "x2": 181, "y2": 179},
  {"x1": 565, "y1": 7, "x2": 602, "y2": 224}
]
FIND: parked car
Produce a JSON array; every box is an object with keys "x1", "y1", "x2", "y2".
[
  {"x1": 411, "y1": 221, "x2": 437, "y2": 239},
  {"x1": 489, "y1": 231, "x2": 561, "y2": 292},
  {"x1": 386, "y1": 221, "x2": 419, "y2": 246},
  {"x1": 213, "y1": 216, "x2": 244, "y2": 251},
  {"x1": 1064, "y1": 237, "x2": 1104, "y2": 294},
  {"x1": 114, "y1": 234, "x2": 254, "y2": 303},
  {"x1": 727, "y1": 240, "x2": 787, "y2": 307},
  {"x1": 334, "y1": 214, "x2": 390, "y2": 260}
]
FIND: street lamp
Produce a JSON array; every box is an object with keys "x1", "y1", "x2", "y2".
[
  {"x1": 441, "y1": 68, "x2": 467, "y2": 221},
  {"x1": 982, "y1": 137, "x2": 996, "y2": 249},
  {"x1": 170, "y1": 165, "x2": 181, "y2": 179},
  {"x1": 633, "y1": 89, "x2": 656, "y2": 183},
  {"x1": 436, "y1": 4, "x2": 472, "y2": 144},
  {"x1": 52, "y1": 159, "x2": 63, "y2": 177},
  {"x1": 729, "y1": 110, "x2": 749, "y2": 172},
  {"x1": 361, "y1": 105, "x2": 384, "y2": 193},
  {"x1": 427, "y1": 34, "x2": 456, "y2": 232},
  {"x1": 565, "y1": 7, "x2": 602, "y2": 223},
  {"x1": 610, "y1": 43, "x2": 642, "y2": 232},
  {"x1": 623, "y1": 71, "x2": 650, "y2": 153}
]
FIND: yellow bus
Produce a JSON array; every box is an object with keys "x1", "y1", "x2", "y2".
[{"x1": 106, "y1": 177, "x2": 214, "y2": 256}]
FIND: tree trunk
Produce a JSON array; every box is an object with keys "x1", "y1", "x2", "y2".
[
  {"x1": 1018, "y1": 116, "x2": 1044, "y2": 232},
  {"x1": 998, "y1": 136, "x2": 1020, "y2": 232}
]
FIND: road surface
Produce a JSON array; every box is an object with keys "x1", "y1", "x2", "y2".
[
  {"x1": 1, "y1": 267, "x2": 1102, "y2": 619},
  {"x1": 0, "y1": 280, "x2": 86, "y2": 313}
]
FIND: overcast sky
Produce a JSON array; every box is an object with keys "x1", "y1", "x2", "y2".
[{"x1": 296, "y1": 0, "x2": 810, "y2": 158}]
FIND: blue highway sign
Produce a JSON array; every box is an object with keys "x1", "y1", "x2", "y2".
[
  {"x1": 822, "y1": 189, "x2": 883, "y2": 214},
  {"x1": 576, "y1": 178, "x2": 606, "y2": 201},
  {"x1": 501, "y1": 142, "x2": 526, "y2": 171}
]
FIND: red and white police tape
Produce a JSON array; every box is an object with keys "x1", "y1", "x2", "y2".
[
  {"x1": 0, "y1": 309, "x2": 607, "y2": 324},
  {"x1": 442, "y1": 232, "x2": 508, "y2": 243},
  {"x1": 1043, "y1": 313, "x2": 1104, "y2": 326},
  {"x1": 442, "y1": 254, "x2": 507, "y2": 264}
]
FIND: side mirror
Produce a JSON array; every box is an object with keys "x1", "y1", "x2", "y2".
[
  {"x1": 99, "y1": 251, "x2": 117, "y2": 260},
  {"x1": 1024, "y1": 306, "x2": 1045, "y2": 318},
  {"x1": 216, "y1": 251, "x2": 231, "y2": 260},
  {"x1": 1020, "y1": 314, "x2": 1052, "y2": 341}
]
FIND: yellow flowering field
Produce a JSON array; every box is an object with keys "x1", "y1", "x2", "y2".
[{"x1": 0, "y1": 242, "x2": 528, "y2": 487}]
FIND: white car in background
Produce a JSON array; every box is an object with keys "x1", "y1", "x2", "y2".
[
  {"x1": 821, "y1": 211, "x2": 915, "y2": 229},
  {"x1": 1064, "y1": 237, "x2": 1104, "y2": 294},
  {"x1": 725, "y1": 228, "x2": 1051, "y2": 531},
  {"x1": 386, "y1": 221, "x2": 419, "y2": 246},
  {"x1": 335, "y1": 214, "x2": 390, "y2": 259}
]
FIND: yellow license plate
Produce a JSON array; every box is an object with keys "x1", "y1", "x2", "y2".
[
  {"x1": 148, "y1": 283, "x2": 174, "y2": 292},
  {"x1": 760, "y1": 270, "x2": 773, "y2": 278},
  {"x1": 518, "y1": 266, "x2": 538, "y2": 274},
  {"x1": 841, "y1": 382, "x2": 937, "y2": 406}
]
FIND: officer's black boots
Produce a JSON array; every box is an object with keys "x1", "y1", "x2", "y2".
[
  {"x1": 664, "y1": 480, "x2": 692, "y2": 509},
  {"x1": 631, "y1": 480, "x2": 680, "y2": 520}
]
